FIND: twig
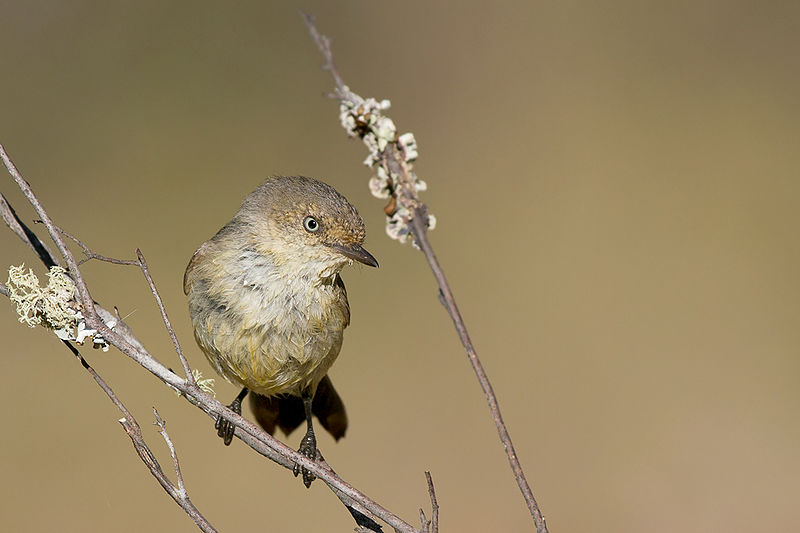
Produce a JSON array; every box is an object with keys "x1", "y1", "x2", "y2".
[
  {"x1": 302, "y1": 12, "x2": 347, "y2": 96},
  {"x1": 118, "y1": 410, "x2": 216, "y2": 533},
  {"x1": 302, "y1": 14, "x2": 549, "y2": 532},
  {"x1": 411, "y1": 212, "x2": 546, "y2": 525},
  {"x1": 1, "y1": 144, "x2": 420, "y2": 533},
  {"x1": 425, "y1": 472, "x2": 439, "y2": 533},
  {"x1": 60, "y1": 340, "x2": 216, "y2": 532},
  {"x1": 153, "y1": 408, "x2": 188, "y2": 499},
  {"x1": 136, "y1": 248, "x2": 194, "y2": 382},
  {"x1": 52, "y1": 223, "x2": 137, "y2": 266}
]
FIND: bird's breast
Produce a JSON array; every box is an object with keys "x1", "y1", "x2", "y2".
[{"x1": 187, "y1": 251, "x2": 349, "y2": 396}]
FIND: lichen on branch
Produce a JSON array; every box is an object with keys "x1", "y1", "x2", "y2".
[
  {"x1": 337, "y1": 92, "x2": 436, "y2": 244},
  {"x1": 6, "y1": 264, "x2": 111, "y2": 350}
]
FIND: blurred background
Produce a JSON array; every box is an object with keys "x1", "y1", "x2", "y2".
[{"x1": 2, "y1": 1, "x2": 799, "y2": 531}]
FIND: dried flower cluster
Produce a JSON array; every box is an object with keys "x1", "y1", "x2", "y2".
[
  {"x1": 7, "y1": 264, "x2": 111, "y2": 351},
  {"x1": 338, "y1": 92, "x2": 436, "y2": 244}
]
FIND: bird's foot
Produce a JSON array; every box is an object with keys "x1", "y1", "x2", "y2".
[
  {"x1": 215, "y1": 389, "x2": 247, "y2": 446},
  {"x1": 293, "y1": 430, "x2": 318, "y2": 488}
]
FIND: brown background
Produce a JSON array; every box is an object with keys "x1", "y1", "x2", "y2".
[{"x1": 1, "y1": 1, "x2": 798, "y2": 531}]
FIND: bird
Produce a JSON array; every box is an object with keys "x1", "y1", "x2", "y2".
[{"x1": 183, "y1": 176, "x2": 378, "y2": 487}]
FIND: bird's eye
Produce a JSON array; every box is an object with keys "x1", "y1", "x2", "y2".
[{"x1": 303, "y1": 216, "x2": 320, "y2": 232}]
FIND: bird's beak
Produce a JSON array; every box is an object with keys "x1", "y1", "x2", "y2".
[{"x1": 328, "y1": 243, "x2": 379, "y2": 268}]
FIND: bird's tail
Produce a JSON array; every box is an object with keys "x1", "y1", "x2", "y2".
[{"x1": 248, "y1": 375, "x2": 348, "y2": 440}]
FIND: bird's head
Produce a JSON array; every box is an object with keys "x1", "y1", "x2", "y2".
[{"x1": 237, "y1": 176, "x2": 378, "y2": 280}]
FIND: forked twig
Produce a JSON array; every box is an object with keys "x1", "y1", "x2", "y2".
[
  {"x1": 62, "y1": 339, "x2": 217, "y2": 532},
  {"x1": 49, "y1": 223, "x2": 195, "y2": 383},
  {"x1": 153, "y1": 408, "x2": 188, "y2": 499}
]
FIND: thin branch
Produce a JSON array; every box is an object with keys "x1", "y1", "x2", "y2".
[
  {"x1": 60, "y1": 340, "x2": 216, "y2": 532},
  {"x1": 118, "y1": 411, "x2": 217, "y2": 533},
  {"x1": 411, "y1": 212, "x2": 546, "y2": 526},
  {"x1": 425, "y1": 472, "x2": 439, "y2": 533},
  {"x1": 301, "y1": 12, "x2": 347, "y2": 95},
  {"x1": 136, "y1": 248, "x2": 194, "y2": 382},
  {"x1": 54, "y1": 223, "x2": 138, "y2": 266},
  {"x1": 153, "y1": 408, "x2": 188, "y2": 499},
  {"x1": 301, "y1": 15, "x2": 549, "y2": 533},
  {"x1": 1, "y1": 144, "x2": 420, "y2": 533}
]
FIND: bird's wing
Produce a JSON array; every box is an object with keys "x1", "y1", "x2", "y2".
[
  {"x1": 183, "y1": 241, "x2": 212, "y2": 295},
  {"x1": 335, "y1": 274, "x2": 351, "y2": 328}
]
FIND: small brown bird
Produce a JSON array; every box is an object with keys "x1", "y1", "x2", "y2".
[{"x1": 184, "y1": 176, "x2": 378, "y2": 486}]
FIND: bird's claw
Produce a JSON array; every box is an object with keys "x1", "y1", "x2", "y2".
[
  {"x1": 215, "y1": 414, "x2": 236, "y2": 446},
  {"x1": 293, "y1": 431, "x2": 318, "y2": 488},
  {"x1": 215, "y1": 393, "x2": 244, "y2": 446}
]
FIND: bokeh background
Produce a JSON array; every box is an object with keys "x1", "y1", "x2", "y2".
[{"x1": 2, "y1": 1, "x2": 799, "y2": 531}]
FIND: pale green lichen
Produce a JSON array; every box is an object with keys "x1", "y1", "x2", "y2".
[
  {"x1": 7, "y1": 264, "x2": 110, "y2": 351},
  {"x1": 8, "y1": 264, "x2": 78, "y2": 329},
  {"x1": 173, "y1": 369, "x2": 216, "y2": 399},
  {"x1": 193, "y1": 368, "x2": 216, "y2": 397}
]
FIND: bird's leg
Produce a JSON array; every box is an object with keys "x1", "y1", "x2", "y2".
[
  {"x1": 293, "y1": 388, "x2": 318, "y2": 488},
  {"x1": 215, "y1": 387, "x2": 249, "y2": 446}
]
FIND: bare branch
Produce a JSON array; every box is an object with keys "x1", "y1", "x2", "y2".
[
  {"x1": 301, "y1": 16, "x2": 549, "y2": 533},
  {"x1": 118, "y1": 409, "x2": 217, "y2": 533},
  {"x1": 136, "y1": 248, "x2": 194, "y2": 382},
  {"x1": 59, "y1": 339, "x2": 216, "y2": 532},
  {"x1": 53, "y1": 223, "x2": 138, "y2": 266},
  {"x1": 153, "y1": 408, "x2": 188, "y2": 499},
  {"x1": 425, "y1": 472, "x2": 439, "y2": 533},
  {"x1": 300, "y1": 11, "x2": 347, "y2": 95}
]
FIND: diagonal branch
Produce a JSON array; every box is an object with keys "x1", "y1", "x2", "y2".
[
  {"x1": 302, "y1": 13, "x2": 549, "y2": 533},
  {"x1": 135, "y1": 249, "x2": 194, "y2": 382},
  {"x1": 1, "y1": 144, "x2": 419, "y2": 533}
]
